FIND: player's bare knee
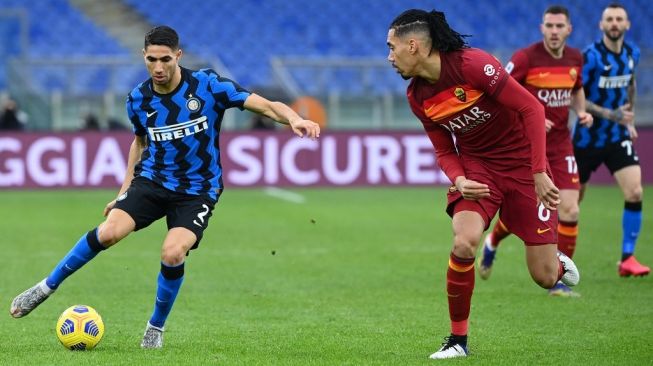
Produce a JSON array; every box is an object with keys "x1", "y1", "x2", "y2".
[
  {"x1": 531, "y1": 266, "x2": 558, "y2": 288},
  {"x1": 97, "y1": 222, "x2": 121, "y2": 246},
  {"x1": 534, "y1": 274, "x2": 557, "y2": 289},
  {"x1": 161, "y1": 248, "x2": 185, "y2": 266},
  {"x1": 625, "y1": 186, "x2": 643, "y2": 202},
  {"x1": 560, "y1": 202, "x2": 579, "y2": 221},
  {"x1": 530, "y1": 260, "x2": 559, "y2": 289},
  {"x1": 453, "y1": 234, "x2": 479, "y2": 258}
]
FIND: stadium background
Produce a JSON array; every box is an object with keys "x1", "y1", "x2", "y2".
[
  {"x1": 0, "y1": 0, "x2": 652, "y2": 188},
  {"x1": 0, "y1": 2, "x2": 651, "y2": 364}
]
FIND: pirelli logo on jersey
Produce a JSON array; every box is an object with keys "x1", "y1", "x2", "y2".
[
  {"x1": 598, "y1": 74, "x2": 632, "y2": 89},
  {"x1": 148, "y1": 116, "x2": 209, "y2": 142}
]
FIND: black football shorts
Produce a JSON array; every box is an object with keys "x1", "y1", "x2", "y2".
[
  {"x1": 574, "y1": 139, "x2": 639, "y2": 184},
  {"x1": 113, "y1": 176, "x2": 218, "y2": 249}
]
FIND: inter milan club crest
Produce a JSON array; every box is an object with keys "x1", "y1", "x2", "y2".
[
  {"x1": 569, "y1": 68, "x2": 578, "y2": 81},
  {"x1": 116, "y1": 191, "x2": 128, "y2": 201},
  {"x1": 186, "y1": 94, "x2": 201, "y2": 112},
  {"x1": 454, "y1": 87, "x2": 466, "y2": 102}
]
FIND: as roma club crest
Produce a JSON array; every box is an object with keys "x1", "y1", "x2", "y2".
[
  {"x1": 454, "y1": 87, "x2": 466, "y2": 102},
  {"x1": 569, "y1": 68, "x2": 578, "y2": 82}
]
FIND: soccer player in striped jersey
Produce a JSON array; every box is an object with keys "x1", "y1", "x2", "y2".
[
  {"x1": 10, "y1": 26, "x2": 320, "y2": 348},
  {"x1": 478, "y1": 6, "x2": 593, "y2": 297},
  {"x1": 573, "y1": 3, "x2": 649, "y2": 277},
  {"x1": 387, "y1": 9, "x2": 579, "y2": 359}
]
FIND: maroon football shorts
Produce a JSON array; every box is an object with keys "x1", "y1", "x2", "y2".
[
  {"x1": 547, "y1": 136, "x2": 580, "y2": 190},
  {"x1": 446, "y1": 157, "x2": 557, "y2": 245}
]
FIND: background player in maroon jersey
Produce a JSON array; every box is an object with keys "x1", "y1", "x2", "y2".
[
  {"x1": 478, "y1": 6, "x2": 593, "y2": 297},
  {"x1": 387, "y1": 9, "x2": 580, "y2": 359}
]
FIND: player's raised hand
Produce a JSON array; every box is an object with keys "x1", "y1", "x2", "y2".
[
  {"x1": 289, "y1": 118, "x2": 321, "y2": 140},
  {"x1": 454, "y1": 177, "x2": 490, "y2": 201},
  {"x1": 533, "y1": 172, "x2": 559, "y2": 210}
]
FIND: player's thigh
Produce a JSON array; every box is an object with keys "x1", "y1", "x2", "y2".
[
  {"x1": 451, "y1": 209, "x2": 486, "y2": 257},
  {"x1": 558, "y1": 189, "x2": 580, "y2": 222},
  {"x1": 113, "y1": 177, "x2": 167, "y2": 231},
  {"x1": 613, "y1": 165, "x2": 642, "y2": 200},
  {"x1": 161, "y1": 227, "x2": 198, "y2": 264},
  {"x1": 499, "y1": 168, "x2": 557, "y2": 245},
  {"x1": 166, "y1": 192, "x2": 217, "y2": 250}
]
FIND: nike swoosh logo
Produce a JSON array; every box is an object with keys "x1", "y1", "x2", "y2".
[
  {"x1": 447, "y1": 293, "x2": 460, "y2": 298},
  {"x1": 146, "y1": 111, "x2": 157, "y2": 118},
  {"x1": 537, "y1": 228, "x2": 551, "y2": 234},
  {"x1": 425, "y1": 104, "x2": 436, "y2": 114},
  {"x1": 539, "y1": 72, "x2": 551, "y2": 78},
  {"x1": 572, "y1": 178, "x2": 579, "y2": 183},
  {"x1": 603, "y1": 65, "x2": 612, "y2": 71}
]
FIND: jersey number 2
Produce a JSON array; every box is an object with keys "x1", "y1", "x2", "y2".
[{"x1": 193, "y1": 204, "x2": 210, "y2": 228}]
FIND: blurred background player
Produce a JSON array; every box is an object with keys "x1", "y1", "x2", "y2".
[
  {"x1": 573, "y1": 3, "x2": 649, "y2": 277},
  {"x1": 387, "y1": 9, "x2": 579, "y2": 359},
  {"x1": 9, "y1": 25, "x2": 320, "y2": 348},
  {"x1": 477, "y1": 5, "x2": 593, "y2": 297}
]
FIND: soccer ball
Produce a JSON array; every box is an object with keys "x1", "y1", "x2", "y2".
[{"x1": 55, "y1": 305, "x2": 105, "y2": 350}]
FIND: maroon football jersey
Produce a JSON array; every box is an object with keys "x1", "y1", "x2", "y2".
[
  {"x1": 507, "y1": 42, "x2": 583, "y2": 155},
  {"x1": 407, "y1": 48, "x2": 547, "y2": 183}
]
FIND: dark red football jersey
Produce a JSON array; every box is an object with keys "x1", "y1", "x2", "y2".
[
  {"x1": 407, "y1": 48, "x2": 546, "y2": 183},
  {"x1": 507, "y1": 42, "x2": 583, "y2": 154}
]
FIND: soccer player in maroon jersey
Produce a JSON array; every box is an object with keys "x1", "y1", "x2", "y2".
[
  {"x1": 478, "y1": 6, "x2": 593, "y2": 297},
  {"x1": 387, "y1": 9, "x2": 580, "y2": 359}
]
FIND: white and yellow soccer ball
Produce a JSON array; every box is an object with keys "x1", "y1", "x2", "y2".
[{"x1": 55, "y1": 305, "x2": 105, "y2": 350}]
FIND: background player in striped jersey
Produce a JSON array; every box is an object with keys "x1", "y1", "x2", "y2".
[
  {"x1": 477, "y1": 5, "x2": 593, "y2": 297},
  {"x1": 387, "y1": 9, "x2": 579, "y2": 359},
  {"x1": 573, "y1": 3, "x2": 649, "y2": 277},
  {"x1": 10, "y1": 26, "x2": 320, "y2": 348}
]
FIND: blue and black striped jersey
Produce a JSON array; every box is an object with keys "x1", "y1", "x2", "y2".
[
  {"x1": 573, "y1": 40, "x2": 639, "y2": 148},
  {"x1": 126, "y1": 67, "x2": 250, "y2": 200}
]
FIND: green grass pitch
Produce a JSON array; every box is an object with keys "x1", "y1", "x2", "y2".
[{"x1": 0, "y1": 186, "x2": 651, "y2": 365}]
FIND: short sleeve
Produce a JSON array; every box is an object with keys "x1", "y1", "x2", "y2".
[
  {"x1": 632, "y1": 43, "x2": 641, "y2": 68},
  {"x1": 126, "y1": 94, "x2": 146, "y2": 136},
  {"x1": 582, "y1": 48, "x2": 596, "y2": 88},
  {"x1": 205, "y1": 70, "x2": 251, "y2": 110},
  {"x1": 505, "y1": 49, "x2": 529, "y2": 84},
  {"x1": 461, "y1": 49, "x2": 510, "y2": 97},
  {"x1": 573, "y1": 49, "x2": 583, "y2": 91}
]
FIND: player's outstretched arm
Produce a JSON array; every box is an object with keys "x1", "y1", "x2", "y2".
[
  {"x1": 103, "y1": 135, "x2": 146, "y2": 216},
  {"x1": 243, "y1": 93, "x2": 320, "y2": 140}
]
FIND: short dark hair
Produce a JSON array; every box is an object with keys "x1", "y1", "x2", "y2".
[
  {"x1": 606, "y1": 2, "x2": 626, "y2": 11},
  {"x1": 544, "y1": 5, "x2": 570, "y2": 19},
  {"x1": 389, "y1": 9, "x2": 469, "y2": 53},
  {"x1": 144, "y1": 25, "x2": 179, "y2": 50}
]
